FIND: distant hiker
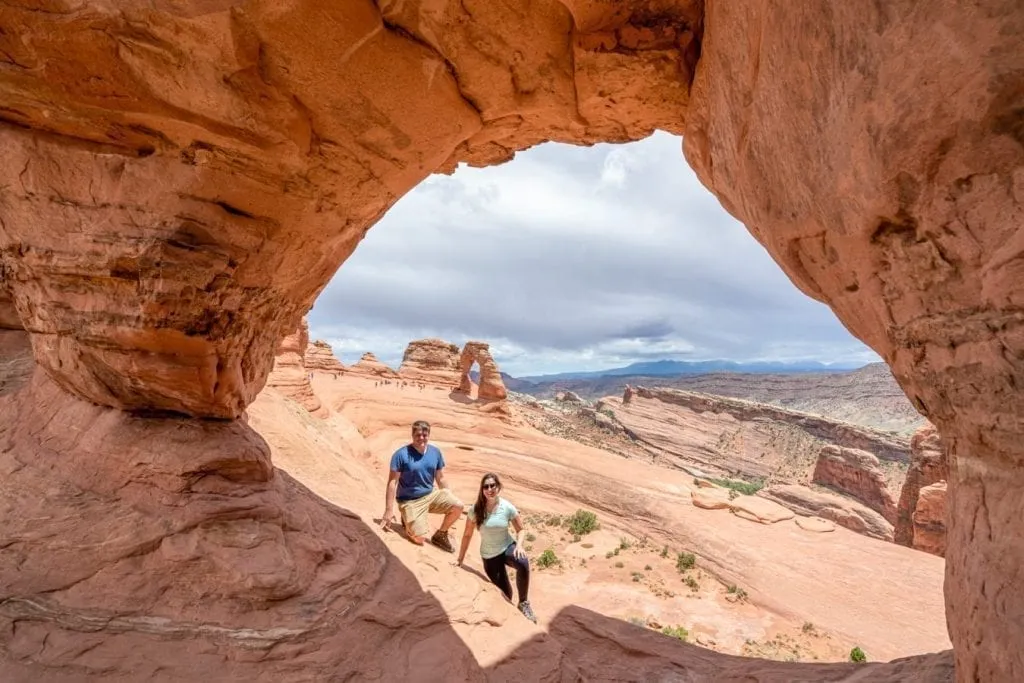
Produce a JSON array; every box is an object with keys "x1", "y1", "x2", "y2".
[
  {"x1": 381, "y1": 420, "x2": 462, "y2": 553},
  {"x1": 456, "y1": 473, "x2": 536, "y2": 623}
]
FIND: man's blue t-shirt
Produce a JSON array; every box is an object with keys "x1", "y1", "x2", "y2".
[{"x1": 390, "y1": 444, "x2": 445, "y2": 501}]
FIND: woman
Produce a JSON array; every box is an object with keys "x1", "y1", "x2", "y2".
[{"x1": 456, "y1": 473, "x2": 537, "y2": 623}]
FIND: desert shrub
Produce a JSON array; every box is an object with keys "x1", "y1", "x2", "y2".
[
  {"x1": 615, "y1": 561, "x2": 624, "y2": 569},
  {"x1": 726, "y1": 585, "x2": 749, "y2": 600},
  {"x1": 644, "y1": 564, "x2": 652, "y2": 571},
  {"x1": 802, "y1": 622, "x2": 816, "y2": 634},
  {"x1": 566, "y1": 509, "x2": 599, "y2": 536},
  {"x1": 685, "y1": 576, "x2": 699, "y2": 592},
  {"x1": 526, "y1": 532, "x2": 536, "y2": 542},
  {"x1": 631, "y1": 571, "x2": 643, "y2": 582},
  {"x1": 613, "y1": 547, "x2": 621, "y2": 556},
  {"x1": 660, "y1": 545, "x2": 669, "y2": 558},
  {"x1": 572, "y1": 534, "x2": 581, "y2": 543},
  {"x1": 537, "y1": 549, "x2": 559, "y2": 568},
  {"x1": 627, "y1": 616, "x2": 646, "y2": 627},
  {"x1": 619, "y1": 537, "x2": 631, "y2": 550},
  {"x1": 661, "y1": 625, "x2": 689, "y2": 641},
  {"x1": 850, "y1": 647, "x2": 867, "y2": 663},
  {"x1": 546, "y1": 515, "x2": 562, "y2": 527},
  {"x1": 711, "y1": 478, "x2": 765, "y2": 496},
  {"x1": 605, "y1": 551, "x2": 615, "y2": 559},
  {"x1": 676, "y1": 552, "x2": 696, "y2": 572}
]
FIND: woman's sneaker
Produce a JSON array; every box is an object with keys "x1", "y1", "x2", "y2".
[
  {"x1": 430, "y1": 529, "x2": 454, "y2": 553},
  {"x1": 518, "y1": 601, "x2": 537, "y2": 623}
]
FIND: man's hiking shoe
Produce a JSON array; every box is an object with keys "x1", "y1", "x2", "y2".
[
  {"x1": 431, "y1": 529, "x2": 454, "y2": 553},
  {"x1": 518, "y1": 601, "x2": 537, "y2": 624}
]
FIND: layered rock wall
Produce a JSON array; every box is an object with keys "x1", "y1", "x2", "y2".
[
  {"x1": 265, "y1": 318, "x2": 325, "y2": 417},
  {"x1": 398, "y1": 338, "x2": 460, "y2": 385},
  {"x1": 812, "y1": 445, "x2": 898, "y2": 524},
  {"x1": 895, "y1": 424, "x2": 948, "y2": 547},
  {"x1": 304, "y1": 340, "x2": 345, "y2": 374},
  {"x1": 634, "y1": 387, "x2": 910, "y2": 463},
  {"x1": 913, "y1": 482, "x2": 948, "y2": 558},
  {"x1": 351, "y1": 353, "x2": 398, "y2": 379}
]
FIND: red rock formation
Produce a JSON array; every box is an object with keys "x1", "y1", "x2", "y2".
[
  {"x1": 398, "y1": 338, "x2": 460, "y2": 385},
  {"x1": 913, "y1": 482, "x2": 948, "y2": 558},
  {"x1": 0, "y1": 288, "x2": 20, "y2": 330},
  {"x1": 761, "y1": 484, "x2": 894, "y2": 542},
  {"x1": 456, "y1": 341, "x2": 507, "y2": 401},
  {"x1": 304, "y1": 340, "x2": 345, "y2": 374},
  {"x1": 622, "y1": 384, "x2": 635, "y2": 405},
  {"x1": 265, "y1": 318, "x2": 326, "y2": 418},
  {"x1": 0, "y1": 0, "x2": 1019, "y2": 678},
  {"x1": 812, "y1": 445, "x2": 898, "y2": 524},
  {"x1": 352, "y1": 353, "x2": 398, "y2": 379},
  {"x1": 895, "y1": 424, "x2": 948, "y2": 547}
]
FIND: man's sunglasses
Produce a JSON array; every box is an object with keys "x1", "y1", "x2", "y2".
[{"x1": 482, "y1": 483, "x2": 498, "y2": 491}]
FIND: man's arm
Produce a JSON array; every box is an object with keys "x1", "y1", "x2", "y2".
[
  {"x1": 435, "y1": 467, "x2": 450, "y2": 490},
  {"x1": 381, "y1": 470, "x2": 400, "y2": 532}
]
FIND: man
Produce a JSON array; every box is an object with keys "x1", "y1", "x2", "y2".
[{"x1": 381, "y1": 420, "x2": 462, "y2": 552}]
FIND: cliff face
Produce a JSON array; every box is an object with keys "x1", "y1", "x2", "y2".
[
  {"x1": 399, "y1": 338, "x2": 461, "y2": 385},
  {"x1": 812, "y1": 445, "x2": 898, "y2": 524},
  {"x1": 305, "y1": 340, "x2": 345, "y2": 374},
  {"x1": 632, "y1": 387, "x2": 910, "y2": 464},
  {"x1": 895, "y1": 424, "x2": 948, "y2": 556},
  {"x1": 265, "y1": 318, "x2": 326, "y2": 418}
]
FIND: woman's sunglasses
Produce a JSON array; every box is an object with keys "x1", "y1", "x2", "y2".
[{"x1": 482, "y1": 483, "x2": 499, "y2": 491}]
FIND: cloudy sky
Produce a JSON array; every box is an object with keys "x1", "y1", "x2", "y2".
[{"x1": 308, "y1": 131, "x2": 879, "y2": 377}]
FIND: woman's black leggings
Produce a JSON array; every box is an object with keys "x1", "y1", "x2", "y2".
[{"x1": 482, "y1": 543, "x2": 530, "y2": 603}]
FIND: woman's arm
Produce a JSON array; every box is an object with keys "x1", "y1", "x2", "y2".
[
  {"x1": 456, "y1": 517, "x2": 475, "y2": 566},
  {"x1": 511, "y1": 515, "x2": 527, "y2": 560}
]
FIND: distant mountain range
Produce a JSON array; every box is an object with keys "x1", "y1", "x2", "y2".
[{"x1": 514, "y1": 359, "x2": 866, "y2": 383}]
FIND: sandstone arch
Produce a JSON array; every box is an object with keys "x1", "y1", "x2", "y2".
[
  {"x1": 456, "y1": 341, "x2": 508, "y2": 401},
  {"x1": 0, "y1": 1, "x2": 1020, "y2": 680}
]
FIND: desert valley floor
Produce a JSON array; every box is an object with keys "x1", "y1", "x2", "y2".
[{"x1": 245, "y1": 370, "x2": 950, "y2": 672}]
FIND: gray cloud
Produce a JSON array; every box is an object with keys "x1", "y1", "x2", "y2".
[{"x1": 309, "y1": 132, "x2": 879, "y2": 375}]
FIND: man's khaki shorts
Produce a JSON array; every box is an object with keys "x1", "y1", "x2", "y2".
[{"x1": 398, "y1": 488, "x2": 462, "y2": 539}]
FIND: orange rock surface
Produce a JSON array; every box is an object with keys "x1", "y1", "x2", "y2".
[
  {"x1": 456, "y1": 341, "x2": 508, "y2": 401},
  {"x1": 265, "y1": 316, "x2": 326, "y2": 417},
  {"x1": 399, "y1": 338, "x2": 461, "y2": 386},
  {"x1": 895, "y1": 424, "x2": 948, "y2": 549},
  {"x1": 351, "y1": 352, "x2": 399, "y2": 379},
  {"x1": 812, "y1": 445, "x2": 898, "y2": 524},
  {"x1": 0, "y1": 0, "x2": 1020, "y2": 679},
  {"x1": 304, "y1": 339, "x2": 345, "y2": 374}
]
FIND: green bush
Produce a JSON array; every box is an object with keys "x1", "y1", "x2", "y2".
[
  {"x1": 525, "y1": 532, "x2": 536, "y2": 542},
  {"x1": 685, "y1": 576, "x2": 699, "y2": 592},
  {"x1": 850, "y1": 647, "x2": 867, "y2": 663},
  {"x1": 619, "y1": 537, "x2": 631, "y2": 550},
  {"x1": 710, "y1": 478, "x2": 765, "y2": 496},
  {"x1": 676, "y1": 552, "x2": 696, "y2": 572},
  {"x1": 660, "y1": 545, "x2": 669, "y2": 558},
  {"x1": 661, "y1": 625, "x2": 689, "y2": 641},
  {"x1": 566, "y1": 509, "x2": 599, "y2": 536},
  {"x1": 537, "y1": 549, "x2": 559, "y2": 568}
]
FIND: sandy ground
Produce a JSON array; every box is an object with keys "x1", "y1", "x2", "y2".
[{"x1": 247, "y1": 372, "x2": 950, "y2": 666}]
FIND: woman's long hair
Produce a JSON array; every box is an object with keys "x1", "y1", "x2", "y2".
[{"x1": 473, "y1": 472, "x2": 502, "y2": 527}]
